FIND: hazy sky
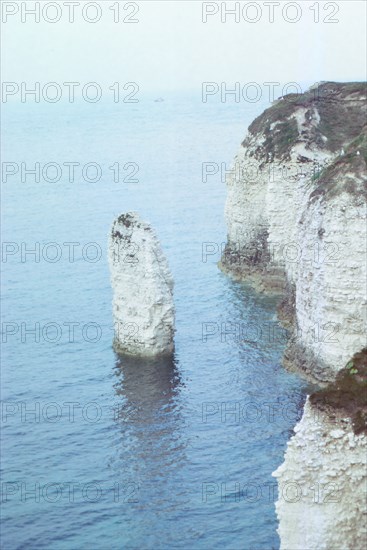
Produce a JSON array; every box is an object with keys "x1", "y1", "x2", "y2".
[{"x1": 2, "y1": 0, "x2": 366, "y2": 93}]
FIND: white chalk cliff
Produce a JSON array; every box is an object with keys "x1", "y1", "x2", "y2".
[
  {"x1": 273, "y1": 398, "x2": 367, "y2": 550},
  {"x1": 222, "y1": 81, "x2": 367, "y2": 382},
  {"x1": 108, "y1": 212, "x2": 174, "y2": 356},
  {"x1": 221, "y1": 82, "x2": 367, "y2": 549}
]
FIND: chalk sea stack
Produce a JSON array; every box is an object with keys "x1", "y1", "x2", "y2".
[{"x1": 108, "y1": 212, "x2": 175, "y2": 356}]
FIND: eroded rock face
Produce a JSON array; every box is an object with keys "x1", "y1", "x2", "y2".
[
  {"x1": 108, "y1": 212, "x2": 174, "y2": 356},
  {"x1": 272, "y1": 398, "x2": 367, "y2": 550},
  {"x1": 221, "y1": 81, "x2": 367, "y2": 381},
  {"x1": 221, "y1": 82, "x2": 367, "y2": 548}
]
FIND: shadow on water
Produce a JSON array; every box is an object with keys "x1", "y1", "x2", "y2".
[
  {"x1": 110, "y1": 353, "x2": 188, "y2": 484},
  {"x1": 113, "y1": 353, "x2": 182, "y2": 411}
]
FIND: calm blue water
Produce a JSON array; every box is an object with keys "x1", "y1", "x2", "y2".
[{"x1": 1, "y1": 94, "x2": 309, "y2": 549}]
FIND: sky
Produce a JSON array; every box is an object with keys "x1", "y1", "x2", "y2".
[{"x1": 1, "y1": 0, "x2": 366, "y2": 93}]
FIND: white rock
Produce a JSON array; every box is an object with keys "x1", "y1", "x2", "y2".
[
  {"x1": 223, "y1": 92, "x2": 366, "y2": 379},
  {"x1": 272, "y1": 399, "x2": 367, "y2": 550},
  {"x1": 223, "y1": 84, "x2": 367, "y2": 548},
  {"x1": 108, "y1": 212, "x2": 175, "y2": 356},
  {"x1": 329, "y1": 429, "x2": 345, "y2": 439}
]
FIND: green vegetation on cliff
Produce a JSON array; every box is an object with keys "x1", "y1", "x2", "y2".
[
  {"x1": 309, "y1": 126, "x2": 367, "y2": 203},
  {"x1": 245, "y1": 81, "x2": 367, "y2": 162},
  {"x1": 310, "y1": 348, "x2": 367, "y2": 434}
]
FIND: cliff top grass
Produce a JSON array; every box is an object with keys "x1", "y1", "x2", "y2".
[
  {"x1": 309, "y1": 348, "x2": 367, "y2": 435},
  {"x1": 309, "y1": 126, "x2": 367, "y2": 203},
  {"x1": 244, "y1": 81, "x2": 367, "y2": 161}
]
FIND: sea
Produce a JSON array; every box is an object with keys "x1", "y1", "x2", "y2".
[{"x1": 1, "y1": 92, "x2": 309, "y2": 549}]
